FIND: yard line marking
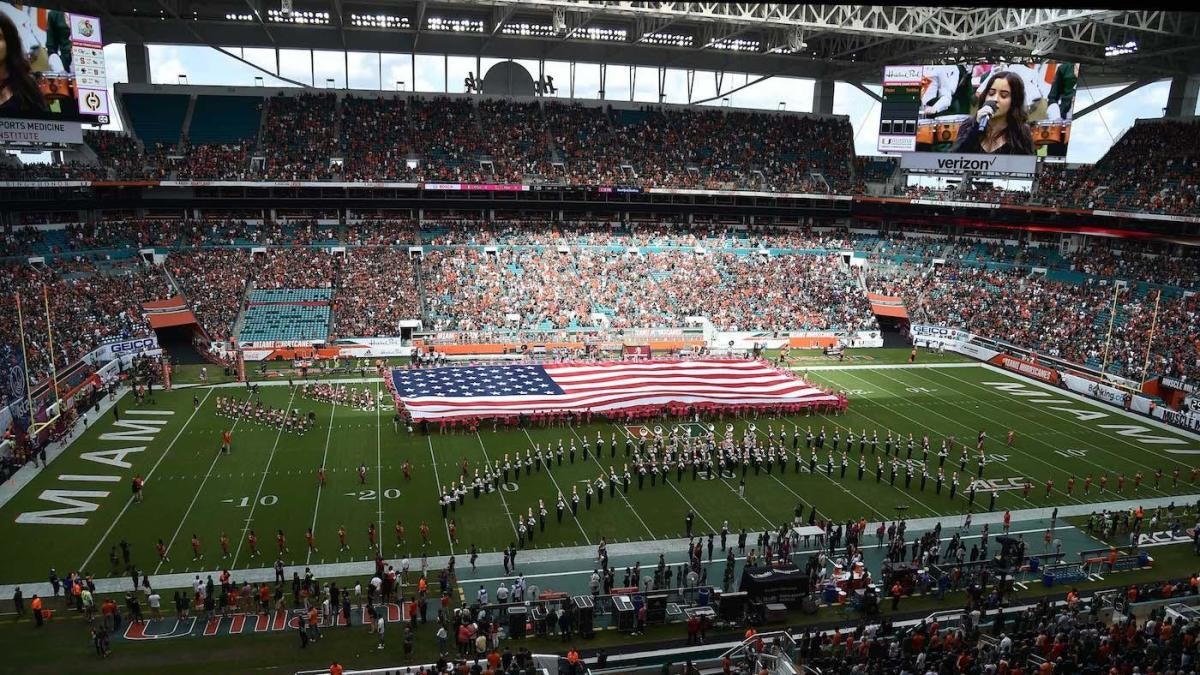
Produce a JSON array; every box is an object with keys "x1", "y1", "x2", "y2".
[
  {"x1": 777, "y1": 400, "x2": 1010, "y2": 516},
  {"x1": 231, "y1": 386, "x2": 298, "y2": 567},
  {"x1": 159, "y1": 401, "x2": 248, "y2": 569},
  {"x1": 474, "y1": 433, "x2": 519, "y2": 539},
  {"x1": 306, "y1": 402, "x2": 338, "y2": 566},
  {"x1": 609, "y1": 424, "x2": 718, "y2": 535},
  {"x1": 931, "y1": 366, "x2": 1196, "y2": 472},
  {"x1": 375, "y1": 381, "x2": 384, "y2": 552},
  {"x1": 565, "y1": 426, "x2": 656, "y2": 540},
  {"x1": 897, "y1": 368, "x2": 1173, "y2": 499},
  {"x1": 521, "y1": 428, "x2": 592, "y2": 546},
  {"x1": 80, "y1": 388, "x2": 214, "y2": 572},
  {"x1": 819, "y1": 369, "x2": 1068, "y2": 509},
  {"x1": 743, "y1": 424, "x2": 891, "y2": 522},
  {"x1": 426, "y1": 436, "x2": 455, "y2": 555}
]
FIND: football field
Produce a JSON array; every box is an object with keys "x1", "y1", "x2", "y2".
[{"x1": 1, "y1": 361, "x2": 1198, "y2": 586}]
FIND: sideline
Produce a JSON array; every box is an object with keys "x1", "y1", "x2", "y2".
[{"x1": 0, "y1": 492, "x2": 1190, "y2": 599}]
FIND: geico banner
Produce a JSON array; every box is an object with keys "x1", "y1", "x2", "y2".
[
  {"x1": 93, "y1": 336, "x2": 160, "y2": 362},
  {"x1": 899, "y1": 152, "x2": 1036, "y2": 175},
  {"x1": 911, "y1": 324, "x2": 971, "y2": 343},
  {"x1": 0, "y1": 118, "x2": 83, "y2": 144}
]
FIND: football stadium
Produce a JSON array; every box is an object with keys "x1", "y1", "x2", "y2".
[{"x1": 1, "y1": 1, "x2": 1199, "y2": 673}]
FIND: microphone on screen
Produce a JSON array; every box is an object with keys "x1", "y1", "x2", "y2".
[{"x1": 976, "y1": 99, "x2": 999, "y2": 133}]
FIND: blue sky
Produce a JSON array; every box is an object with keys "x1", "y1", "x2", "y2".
[{"x1": 91, "y1": 43, "x2": 1189, "y2": 165}]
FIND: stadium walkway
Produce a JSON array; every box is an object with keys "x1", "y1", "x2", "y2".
[{"x1": 1, "y1": 492, "x2": 1192, "y2": 599}]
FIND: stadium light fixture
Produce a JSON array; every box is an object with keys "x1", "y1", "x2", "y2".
[
  {"x1": 254, "y1": 76, "x2": 264, "y2": 86},
  {"x1": 579, "y1": 27, "x2": 627, "y2": 42},
  {"x1": 396, "y1": 81, "x2": 406, "y2": 91},
  {"x1": 427, "y1": 17, "x2": 484, "y2": 33},
  {"x1": 1105, "y1": 40, "x2": 1138, "y2": 57},
  {"x1": 267, "y1": 9, "x2": 329, "y2": 24},
  {"x1": 502, "y1": 22, "x2": 557, "y2": 37},
  {"x1": 350, "y1": 14, "x2": 411, "y2": 29},
  {"x1": 644, "y1": 32, "x2": 693, "y2": 47}
]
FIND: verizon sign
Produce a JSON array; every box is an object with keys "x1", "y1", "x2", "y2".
[{"x1": 900, "y1": 152, "x2": 1036, "y2": 175}]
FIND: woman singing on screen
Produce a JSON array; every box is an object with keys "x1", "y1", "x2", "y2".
[
  {"x1": 950, "y1": 70, "x2": 1034, "y2": 156},
  {"x1": 0, "y1": 13, "x2": 48, "y2": 116}
]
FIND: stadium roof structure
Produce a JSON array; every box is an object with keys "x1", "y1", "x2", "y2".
[{"x1": 62, "y1": 1, "x2": 1200, "y2": 88}]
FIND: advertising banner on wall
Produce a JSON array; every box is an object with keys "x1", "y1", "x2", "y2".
[{"x1": 989, "y1": 354, "x2": 1061, "y2": 385}]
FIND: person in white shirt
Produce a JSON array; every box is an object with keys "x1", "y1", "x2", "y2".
[
  {"x1": 148, "y1": 591, "x2": 162, "y2": 619},
  {"x1": 496, "y1": 582, "x2": 509, "y2": 603},
  {"x1": 477, "y1": 585, "x2": 488, "y2": 605},
  {"x1": 376, "y1": 615, "x2": 385, "y2": 649},
  {"x1": 922, "y1": 65, "x2": 960, "y2": 117}
]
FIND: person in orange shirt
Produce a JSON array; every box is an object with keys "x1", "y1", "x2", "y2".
[
  {"x1": 307, "y1": 605, "x2": 322, "y2": 641},
  {"x1": 191, "y1": 534, "x2": 203, "y2": 561},
  {"x1": 394, "y1": 520, "x2": 405, "y2": 548},
  {"x1": 306, "y1": 528, "x2": 318, "y2": 553},
  {"x1": 222, "y1": 429, "x2": 232, "y2": 454},
  {"x1": 329, "y1": 663, "x2": 344, "y2": 675},
  {"x1": 247, "y1": 530, "x2": 260, "y2": 558},
  {"x1": 31, "y1": 595, "x2": 43, "y2": 627},
  {"x1": 219, "y1": 532, "x2": 230, "y2": 560},
  {"x1": 276, "y1": 529, "x2": 289, "y2": 555},
  {"x1": 338, "y1": 525, "x2": 348, "y2": 552},
  {"x1": 318, "y1": 466, "x2": 326, "y2": 487}
]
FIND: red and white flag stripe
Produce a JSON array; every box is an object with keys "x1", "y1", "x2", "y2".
[{"x1": 400, "y1": 359, "x2": 836, "y2": 419}]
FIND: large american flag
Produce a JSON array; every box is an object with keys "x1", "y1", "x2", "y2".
[{"x1": 390, "y1": 359, "x2": 837, "y2": 420}]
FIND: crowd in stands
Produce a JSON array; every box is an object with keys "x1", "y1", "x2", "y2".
[
  {"x1": 879, "y1": 261, "x2": 1199, "y2": 380},
  {"x1": 173, "y1": 141, "x2": 255, "y2": 181},
  {"x1": 420, "y1": 245, "x2": 874, "y2": 333},
  {"x1": 6, "y1": 97, "x2": 857, "y2": 192},
  {"x1": 6, "y1": 97, "x2": 1198, "y2": 215},
  {"x1": 0, "y1": 259, "x2": 168, "y2": 384},
  {"x1": 801, "y1": 591, "x2": 1200, "y2": 675},
  {"x1": 261, "y1": 93, "x2": 339, "y2": 181},
  {"x1": 340, "y1": 96, "x2": 418, "y2": 182},
  {"x1": 254, "y1": 248, "x2": 342, "y2": 290},
  {"x1": 167, "y1": 249, "x2": 254, "y2": 341},
  {"x1": 84, "y1": 131, "x2": 144, "y2": 180},
  {"x1": 2, "y1": 220, "x2": 1196, "y2": 382},
  {"x1": 332, "y1": 248, "x2": 420, "y2": 339},
  {"x1": 1038, "y1": 120, "x2": 1200, "y2": 216}
]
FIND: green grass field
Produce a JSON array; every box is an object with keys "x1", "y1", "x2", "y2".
[{"x1": 2, "y1": 358, "x2": 1197, "y2": 586}]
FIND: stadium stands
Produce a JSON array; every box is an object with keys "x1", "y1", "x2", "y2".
[
  {"x1": 8, "y1": 93, "x2": 1199, "y2": 217},
  {"x1": 2, "y1": 221, "x2": 1196, "y2": 380},
  {"x1": 120, "y1": 92, "x2": 190, "y2": 149}
]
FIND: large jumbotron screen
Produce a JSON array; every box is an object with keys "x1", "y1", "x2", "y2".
[
  {"x1": 877, "y1": 61, "x2": 1079, "y2": 168},
  {"x1": 0, "y1": 1, "x2": 109, "y2": 123}
]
